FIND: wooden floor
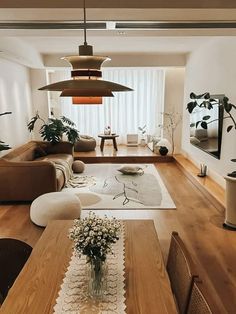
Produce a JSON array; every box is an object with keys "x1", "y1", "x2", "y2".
[{"x1": 0, "y1": 160, "x2": 235, "y2": 312}]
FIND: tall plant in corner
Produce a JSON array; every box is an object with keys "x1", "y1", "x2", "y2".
[
  {"x1": 0, "y1": 111, "x2": 12, "y2": 151},
  {"x1": 27, "y1": 112, "x2": 79, "y2": 144},
  {"x1": 187, "y1": 92, "x2": 236, "y2": 177}
]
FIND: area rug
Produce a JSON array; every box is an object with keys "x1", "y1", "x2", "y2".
[{"x1": 63, "y1": 164, "x2": 176, "y2": 210}]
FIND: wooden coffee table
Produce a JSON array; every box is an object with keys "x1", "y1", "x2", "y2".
[
  {"x1": 1, "y1": 220, "x2": 177, "y2": 314},
  {"x1": 98, "y1": 134, "x2": 119, "y2": 152}
]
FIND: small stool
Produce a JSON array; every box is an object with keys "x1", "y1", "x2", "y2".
[
  {"x1": 30, "y1": 192, "x2": 82, "y2": 227},
  {"x1": 98, "y1": 134, "x2": 119, "y2": 152}
]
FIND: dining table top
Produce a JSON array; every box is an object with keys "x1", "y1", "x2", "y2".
[{"x1": 0, "y1": 219, "x2": 177, "y2": 314}]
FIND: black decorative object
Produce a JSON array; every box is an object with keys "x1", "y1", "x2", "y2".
[{"x1": 159, "y1": 146, "x2": 168, "y2": 156}]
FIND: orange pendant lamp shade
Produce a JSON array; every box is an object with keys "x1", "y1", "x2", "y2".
[{"x1": 72, "y1": 96, "x2": 102, "y2": 104}]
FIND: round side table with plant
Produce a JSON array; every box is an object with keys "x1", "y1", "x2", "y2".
[{"x1": 69, "y1": 212, "x2": 121, "y2": 298}]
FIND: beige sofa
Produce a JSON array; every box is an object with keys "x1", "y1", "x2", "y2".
[{"x1": 0, "y1": 141, "x2": 73, "y2": 202}]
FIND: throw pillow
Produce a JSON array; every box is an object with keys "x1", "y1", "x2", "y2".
[
  {"x1": 117, "y1": 165, "x2": 143, "y2": 175},
  {"x1": 72, "y1": 160, "x2": 85, "y2": 173}
]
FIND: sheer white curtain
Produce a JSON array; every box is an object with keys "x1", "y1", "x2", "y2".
[{"x1": 57, "y1": 67, "x2": 165, "y2": 144}]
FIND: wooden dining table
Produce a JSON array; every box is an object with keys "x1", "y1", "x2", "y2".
[{"x1": 0, "y1": 220, "x2": 177, "y2": 314}]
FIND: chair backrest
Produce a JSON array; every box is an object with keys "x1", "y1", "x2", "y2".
[
  {"x1": 187, "y1": 279, "x2": 218, "y2": 314},
  {"x1": 166, "y1": 231, "x2": 198, "y2": 314},
  {"x1": 0, "y1": 238, "x2": 32, "y2": 302}
]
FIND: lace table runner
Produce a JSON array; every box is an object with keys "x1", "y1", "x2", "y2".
[{"x1": 54, "y1": 224, "x2": 126, "y2": 314}]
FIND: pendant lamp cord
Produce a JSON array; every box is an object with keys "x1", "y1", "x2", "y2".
[{"x1": 83, "y1": 0, "x2": 87, "y2": 46}]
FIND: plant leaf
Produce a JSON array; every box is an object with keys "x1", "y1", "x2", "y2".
[
  {"x1": 0, "y1": 142, "x2": 11, "y2": 151},
  {"x1": 200, "y1": 121, "x2": 208, "y2": 129},
  {"x1": 202, "y1": 115, "x2": 211, "y2": 121},
  {"x1": 190, "y1": 92, "x2": 196, "y2": 99},
  {"x1": 227, "y1": 125, "x2": 233, "y2": 132},
  {"x1": 187, "y1": 101, "x2": 197, "y2": 113},
  {"x1": 61, "y1": 116, "x2": 76, "y2": 127},
  {"x1": 27, "y1": 114, "x2": 39, "y2": 132},
  {"x1": 196, "y1": 121, "x2": 201, "y2": 128},
  {"x1": 224, "y1": 102, "x2": 233, "y2": 113}
]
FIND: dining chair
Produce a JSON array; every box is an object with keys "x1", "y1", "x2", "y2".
[
  {"x1": 187, "y1": 278, "x2": 218, "y2": 314},
  {"x1": 166, "y1": 231, "x2": 198, "y2": 314},
  {"x1": 0, "y1": 238, "x2": 32, "y2": 303}
]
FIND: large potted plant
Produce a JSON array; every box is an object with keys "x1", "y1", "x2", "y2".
[
  {"x1": 27, "y1": 112, "x2": 79, "y2": 144},
  {"x1": 0, "y1": 112, "x2": 12, "y2": 151},
  {"x1": 187, "y1": 92, "x2": 236, "y2": 230}
]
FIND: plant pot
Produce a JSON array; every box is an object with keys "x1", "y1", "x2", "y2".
[
  {"x1": 223, "y1": 176, "x2": 236, "y2": 230},
  {"x1": 159, "y1": 146, "x2": 168, "y2": 156}
]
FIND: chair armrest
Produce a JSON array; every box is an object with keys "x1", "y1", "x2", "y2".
[{"x1": 0, "y1": 160, "x2": 57, "y2": 201}]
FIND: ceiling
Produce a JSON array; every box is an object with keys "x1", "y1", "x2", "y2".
[{"x1": 0, "y1": 3, "x2": 236, "y2": 56}]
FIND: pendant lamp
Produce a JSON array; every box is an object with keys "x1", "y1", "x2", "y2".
[{"x1": 38, "y1": 0, "x2": 133, "y2": 105}]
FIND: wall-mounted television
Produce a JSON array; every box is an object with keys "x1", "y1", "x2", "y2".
[{"x1": 189, "y1": 94, "x2": 224, "y2": 159}]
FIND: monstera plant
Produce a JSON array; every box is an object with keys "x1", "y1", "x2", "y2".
[
  {"x1": 0, "y1": 111, "x2": 12, "y2": 151},
  {"x1": 28, "y1": 112, "x2": 79, "y2": 144},
  {"x1": 187, "y1": 92, "x2": 236, "y2": 177}
]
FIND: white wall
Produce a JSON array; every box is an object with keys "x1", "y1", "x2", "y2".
[
  {"x1": 182, "y1": 38, "x2": 236, "y2": 187},
  {"x1": 0, "y1": 58, "x2": 33, "y2": 154},
  {"x1": 30, "y1": 69, "x2": 50, "y2": 140},
  {"x1": 164, "y1": 68, "x2": 185, "y2": 154}
]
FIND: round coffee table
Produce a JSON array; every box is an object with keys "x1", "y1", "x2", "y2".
[{"x1": 98, "y1": 134, "x2": 119, "y2": 152}]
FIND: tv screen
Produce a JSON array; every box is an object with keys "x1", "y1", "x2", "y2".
[{"x1": 189, "y1": 95, "x2": 224, "y2": 159}]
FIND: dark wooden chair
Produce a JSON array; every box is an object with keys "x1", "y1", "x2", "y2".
[
  {"x1": 166, "y1": 231, "x2": 198, "y2": 314},
  {"x1": 0, "y1": 238, "x2": 32, "y2": 303},
  {"x1": 187, "y1": 278, "x2": 218, "y2": 314}
]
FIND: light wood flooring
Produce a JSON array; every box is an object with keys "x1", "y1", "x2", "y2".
[{"x1": 0, "y1": 161, "x2": 235, "y2": 312}]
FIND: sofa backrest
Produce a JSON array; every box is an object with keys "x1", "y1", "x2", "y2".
[{"x1": 1, "y1": 142, "x2": 38, "y2": 162}]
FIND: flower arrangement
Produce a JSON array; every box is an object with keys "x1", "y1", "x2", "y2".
[{"x1": 69, "y1": 212, "x2": 121, "y2": 263}]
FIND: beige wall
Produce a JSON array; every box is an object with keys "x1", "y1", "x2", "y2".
[
  {"x1": 182, "y1": 38, "x2": 236, "y2": 187},
  {"x1": 0, "y1": 58, "x2": 33, "y2": 154},
  {"x1": 164, "y1": 68, "x2": 185, "y2": 154}
]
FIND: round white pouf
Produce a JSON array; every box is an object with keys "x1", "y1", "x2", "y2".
[
  {"x1": 30, "y1": 192, "x2": 82, "y2": 227},
  {"x1": 72, "y1": 160, "x2": 85, "y2": 173}
]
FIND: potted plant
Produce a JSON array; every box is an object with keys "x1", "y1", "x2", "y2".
[
  {"x1": 27, "y1": 112, "x2": 79, "y2": 144},
  {"x1": 187, "y1": 92, "x2": 236, "y2": 230},
  {"x1": 138, "y1": 124, "x2": 147, "y2": 146},
  {"x1": 0, "y1": 112, "x2": 12, "y2": 151},
  {"x1": 158, "y1": 111, "x2": 182, "y2": 155}
]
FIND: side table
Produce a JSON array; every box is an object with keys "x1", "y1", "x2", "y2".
[{"x1": 98, "y1": 134, "x2": 119, "y2": 152}]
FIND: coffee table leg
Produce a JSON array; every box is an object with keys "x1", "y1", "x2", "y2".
[
  {"x1": 113, "y1": 138, "x2": 118, "y2": 151},
  {"x1": 100, "y1": 138, "x2": 105, "y2": 152}
]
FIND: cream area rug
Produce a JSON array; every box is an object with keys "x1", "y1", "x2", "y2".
[{"x1": 63, "y1": 164, "x2": 176, "y2": 210}]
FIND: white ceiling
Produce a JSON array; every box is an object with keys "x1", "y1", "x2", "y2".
[
  {"x1": 19, "y1": 35, "x2": 213, "y2": 55},
  {"x1": 0, "y1": 6, "x2": 236, "y2": 56}
]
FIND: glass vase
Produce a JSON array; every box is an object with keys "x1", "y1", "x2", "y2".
[{"x1": 88, "y1": 258, "x2": 107, "y2": 299}]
